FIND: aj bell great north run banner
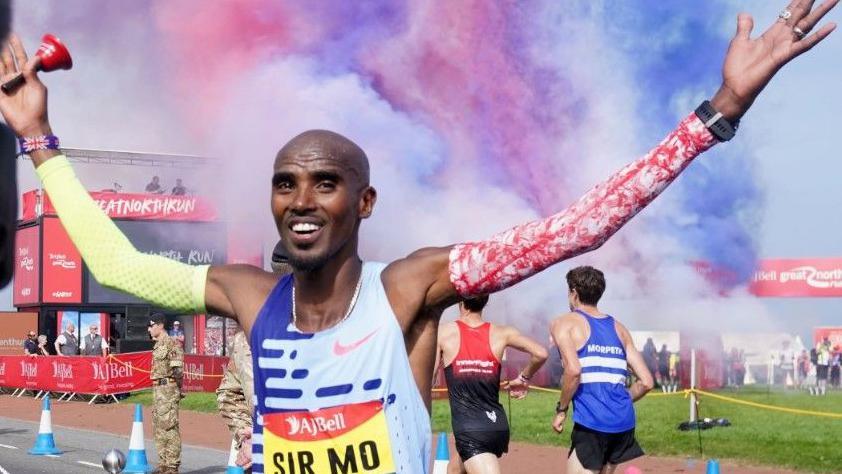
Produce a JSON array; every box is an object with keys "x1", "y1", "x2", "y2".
[
  {"x1": 21, "y1": 190, "x2": 217, "y2": 222},
  {"x1": 0, "y1": 352, "x2": 227, "y2": 394},
  {"x1": 750, "y1": 258, "x2": 842, "y2": 297}
]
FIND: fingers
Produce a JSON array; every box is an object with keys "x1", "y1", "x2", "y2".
[
  {"x1": 786, "y1": 0, "x2": 816, "y2": 25},
  {"x1": 0, "y1": 43, "x2": 15, "y2": 76},
  {"x1": 735, "y1": 13, "x2": 755, "y2": 40},
  {"x1": 793, "y1": 21, "x2": 837, "y2": 54},
  {"x1": 796, "y1": 0, "x2": 840, "y2": 34},
  {"x1": 9, "y1": 34, "x2": 29, "y2": 74}
]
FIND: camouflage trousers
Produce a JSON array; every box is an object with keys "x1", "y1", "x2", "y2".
[{"x1": 152, "y1": 382, "x2": 181, "y2": 471}]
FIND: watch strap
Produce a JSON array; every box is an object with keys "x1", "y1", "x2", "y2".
[{"x1": 694, "y1": 100, "x2": 738, "y2": 142}]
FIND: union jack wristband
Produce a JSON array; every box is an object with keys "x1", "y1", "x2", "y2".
[{"x1": 18, "y1": 135, "x2": 60, "y2": 154}]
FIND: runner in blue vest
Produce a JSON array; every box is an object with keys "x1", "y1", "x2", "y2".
[{"x1": 550, "y1": 266, "x2": 654, "y2": 473}]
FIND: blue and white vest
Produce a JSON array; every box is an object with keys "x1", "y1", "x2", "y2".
[
  {"x1": 571, "y1": 310, "x2": 635, "y2": 433},
  {"x1": 250, "y1": 262, "x2": 431, "y2": 474}
]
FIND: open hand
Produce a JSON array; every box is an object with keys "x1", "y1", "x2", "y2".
[
  {"x1": 712, "y1": 0, "x2": 839, "y2": 120},
  {"x1": 0, "y1": 34, "x2": 51, "y2": 137}
]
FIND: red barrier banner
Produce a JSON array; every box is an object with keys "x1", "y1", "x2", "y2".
[
  {"x1": 0, "y1": 352, "x2": 228, "y2": 394},
  {"x1": 13, "y1": 225, "x2": 40, "y2": 306},
  {"x1": 21, "y1": 190, "x2": 217, "y2": 222},
  {"x1": 0, "y1": 353, "x2": 151, "y2": 394},
  {"x1": 183, "y1": 354, "x2": 229, "y2": 393},
  {"x1": 750, "y1": 258, "x2": 842, "y2": 297},
  {"x1": 41, "y1": 218, "x2": 83, "y2": 303}
]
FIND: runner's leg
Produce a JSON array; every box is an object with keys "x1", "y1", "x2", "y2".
[{"x1": 463, "y1": 453, "x2": 500, "y2": 474}]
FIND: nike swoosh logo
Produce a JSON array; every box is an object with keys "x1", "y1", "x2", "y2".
[{"x1": 333, "y1": 328, "x2": 380, "y2": 356}]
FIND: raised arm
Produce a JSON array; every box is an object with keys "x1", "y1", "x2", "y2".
[
  {"x1": 0, "y1": 35, "x2": 275, "y2": 325},
  {"x1": 384, "y1": 1, "x2": 838, "y2": 314}
]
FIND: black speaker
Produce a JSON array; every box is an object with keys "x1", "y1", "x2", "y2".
[
  {"x1": 125, "y1": 306, "x2": 151, "y2": 340},
  {"x1": 116, "y1": 339, "x2": 154, "y2": 353},
  {"x1": 0, "y1": 124, "x2": 17, "y2": 289}
]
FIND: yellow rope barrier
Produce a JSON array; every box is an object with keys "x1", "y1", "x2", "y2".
[
  {"x1": 433, "y1": 386, "x2": 841, "y2": 419},
  {"x1": 693, "y1": 389, "x2": 842, "y2": 420}
]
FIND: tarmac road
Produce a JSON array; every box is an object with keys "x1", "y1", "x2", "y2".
[{"x1": 0, "y1": 416, "x2": 228, "y2": 474}]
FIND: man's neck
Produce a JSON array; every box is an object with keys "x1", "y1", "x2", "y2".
[
  {"x1": 292, "y1": 249, "x2": 364, "y2": 332},
  {"x1": 458, "y1": 312, "x2": 483, "y2": 326},
  {"x1": 574, "y1": 304, "x2": 603, "y2": 317}
]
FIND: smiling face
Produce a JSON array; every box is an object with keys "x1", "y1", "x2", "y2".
[{"x1": 271, "y1": 130, "x2": 376, "y2": 272}]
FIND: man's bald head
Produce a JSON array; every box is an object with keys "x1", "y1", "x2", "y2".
[{"x1": 274, "y1": 130, "x2": 370, "y2": 185}]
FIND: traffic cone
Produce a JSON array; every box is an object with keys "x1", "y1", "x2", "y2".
[
  {"x1": 226, "y1": 438, "x2": 245, "y2": 474},
  {"x1": 706, "y1": 459, "x2": 721, "y2": 474},
  {"x1": 123, "y1": 404, "x2": 152, "y2": 473},
  {"x1": 432, "y1": 431, "x2": 449, "y2": 474},
  {"x1": 28, "y1": 395, "x2": 62, "y2": 455}
]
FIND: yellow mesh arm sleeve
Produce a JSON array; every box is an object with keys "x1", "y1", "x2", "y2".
[{"x1": 36, "y1": 156, "x2": 208, "y2": 313}]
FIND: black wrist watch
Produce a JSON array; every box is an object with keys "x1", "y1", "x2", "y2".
[
  {"x1": 555, "y1": 401, "x2": 569, "y2": 414},
  {"x1": 695, "y1": 100, "x2": 739, "y2": 142}
]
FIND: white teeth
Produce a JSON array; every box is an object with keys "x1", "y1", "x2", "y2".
[{"x1": 292, "y1": 223, "x2": 321, "y2": 233}]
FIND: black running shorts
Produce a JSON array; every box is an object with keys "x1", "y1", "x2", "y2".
[
  {"x1": 569, "y1": 423, "x2": 644, "y2": 469},
  {"x1": 454, "y1": 430, "x2": 510, "y2": 461},
  {"x1": 817, "y1": 365, "x2": 829, "y2": 380}
]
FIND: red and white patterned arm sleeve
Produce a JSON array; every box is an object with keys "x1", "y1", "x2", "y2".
[{"x1": 449, "y1": 112, "x2": 718, "y2": 297}]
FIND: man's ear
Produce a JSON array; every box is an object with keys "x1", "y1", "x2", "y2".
[{"x1": 359, "y1": 186, "x2": 377, "y2": 219}]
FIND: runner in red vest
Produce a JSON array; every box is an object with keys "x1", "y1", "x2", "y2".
[{"x1": 436, "y1": 295, "x2": 548, "y2": 473}]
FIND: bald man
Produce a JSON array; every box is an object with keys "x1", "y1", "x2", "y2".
[{"x1": 1, "y1": 3, "x2": 837, "y2": 471}]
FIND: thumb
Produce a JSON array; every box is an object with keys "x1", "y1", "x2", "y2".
[{"x1": 735, "y1": 13, "x2": 754, "y2": 41}]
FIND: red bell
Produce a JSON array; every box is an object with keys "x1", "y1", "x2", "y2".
[
  {"x1": 35, "y1": 34, "x2": 73, "y2": 72},
  {"x1": 1, "y1": 33, "x2": 73, "y2": 94}
]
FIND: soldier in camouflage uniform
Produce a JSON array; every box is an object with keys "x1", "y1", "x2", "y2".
[
  {"x1": 216, "y1": 330, "x2": 253, "y2": 449},
  {"x1": 148, "y1": 312, "x2": 184, "y2": 474},
  {"x1": 216, "y1": 241, "x2": 291, "y2": 470}
]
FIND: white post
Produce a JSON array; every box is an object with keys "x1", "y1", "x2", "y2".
[
  {"x1": 768, "y1": 354, "x2": 774, "y2": 387},
  {"x1": 689, "y1": 349, "x2": 697, "y2": 422}
]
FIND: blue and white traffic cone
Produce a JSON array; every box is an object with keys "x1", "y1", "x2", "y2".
[
  {"x1": 226, "y1": 438, "x2": 245, "y2": 474},
  {"x1": 706, "y1": 459, "x2": 721, "y2": 474},
  {"x1": 28, "y1": 395, "x2": 62, "y2": 455},
  {"x1": 432, "y1": 431, "x2": 450, "y2": 474},
  {"x1": 123, "y1": 404, "x2": 152, "y2": 473}
]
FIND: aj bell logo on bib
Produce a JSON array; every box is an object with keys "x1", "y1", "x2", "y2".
[
  {"x1": 264, "y1": 400, "x2": 395, "y2": 474},
  {"x1": 286, "y1": 413, "x2": 347, "y2": 437}
]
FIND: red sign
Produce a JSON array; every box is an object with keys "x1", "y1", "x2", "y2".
[
  {"x1": 750, "y1": 258, "x2": 842, "y2": 297},
  {"x1": 21, "y1": 190, "x2": 217, "y2": 222},
  {"x1": 13, "y1": 226, "x2": 40, "y2": 306},
  {"x1": 41, "y1": 218, "x2": 83, "y2": 303},
  {"x1": 813, "y1": 327, "x2": 842, "y2": 350},
  {"x1": 0, "y1": 352, "x2": 228, "y2": 394}
]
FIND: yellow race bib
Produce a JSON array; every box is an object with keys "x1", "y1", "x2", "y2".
[{"x1": 263, "y1": 400, "x2": 396, "y2": 474}]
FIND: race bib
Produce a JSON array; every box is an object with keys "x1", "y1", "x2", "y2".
[{"x1": 263, "y1": 400, "x2": 396, "y2": 474}]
